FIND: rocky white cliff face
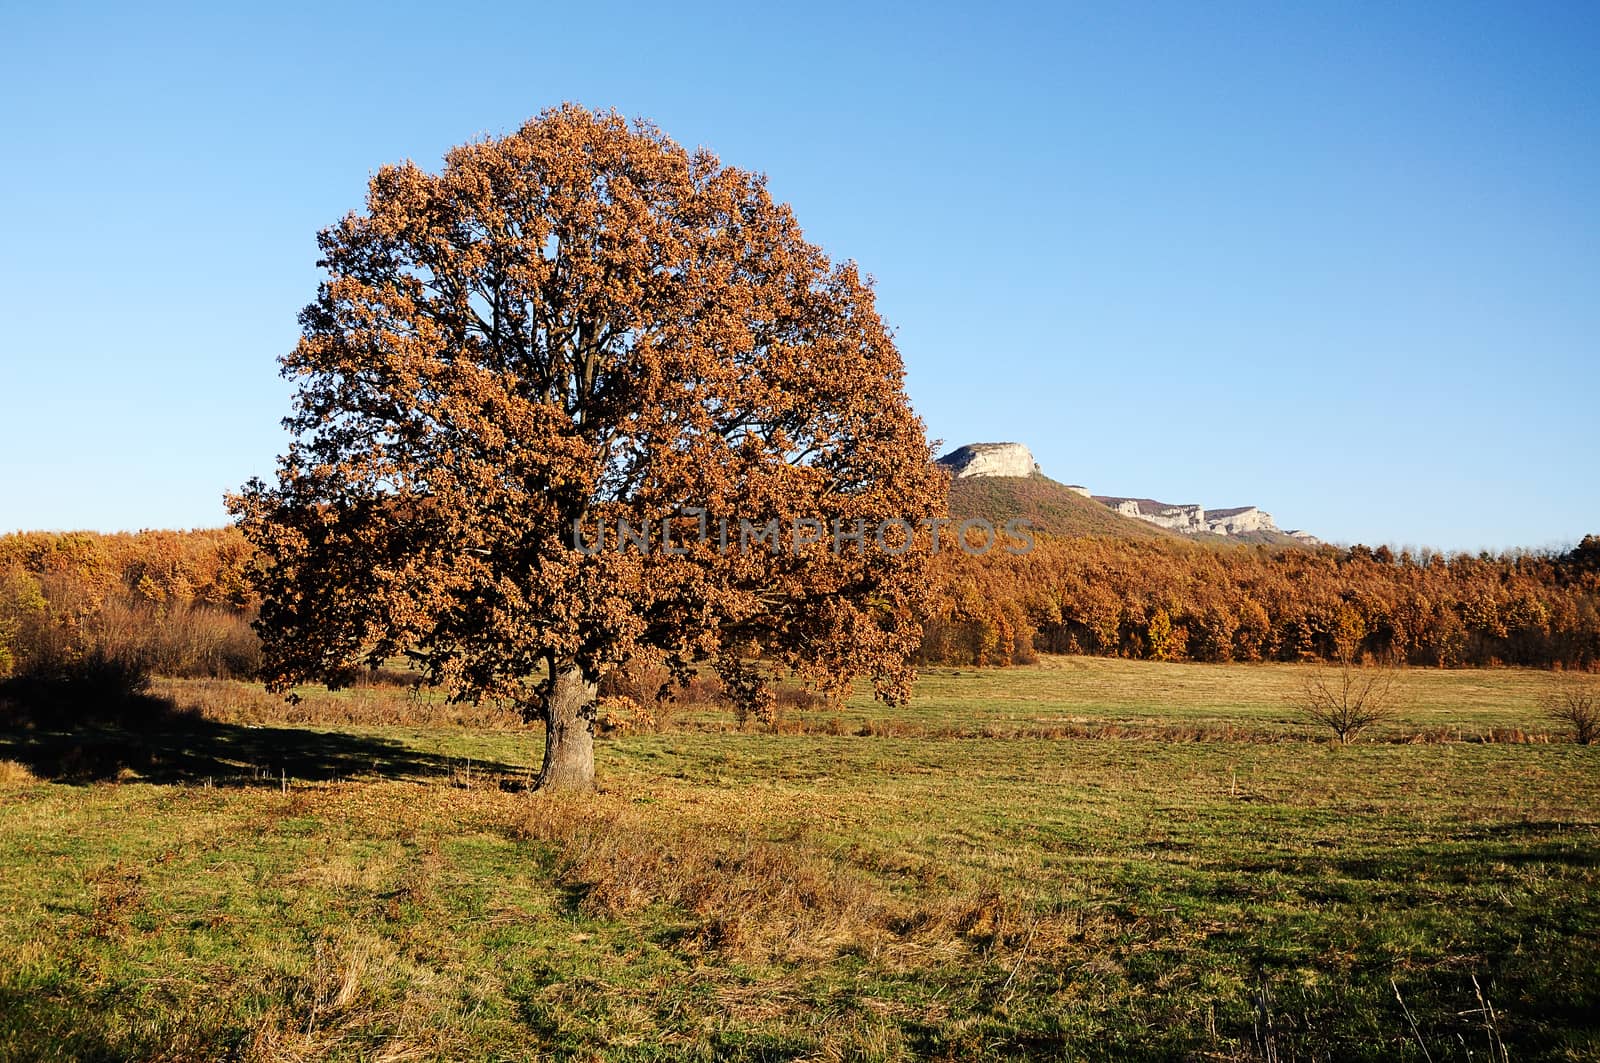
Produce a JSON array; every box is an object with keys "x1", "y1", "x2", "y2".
[
  {"x1": 1095, "y1": 497, "x2": 1209, "y2": 534},
  {"x1": 1095, "y1": 499, "x2": 1287, "y2": 537},
  {"x1": 936, "y1": 442, "x2": 1040, "y2": 479},
  {"x1": 1205, "y1": 506, "x2": 1276, "y2": 536}
]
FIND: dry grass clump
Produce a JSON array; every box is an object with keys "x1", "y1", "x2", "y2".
[
  {"x1": 155, "y1": 677, "x2": 534, "y2": 730},
  {"x1": 347, "y1": 664, "x2": 427, "y2": 690},
  {"x1": 84, "y1": 861, "x2": 144, "y2": 939},
  {"x1": 508, "y1": 792, "x2": 1094, "y2": 974},
  {"x1": 0, "y1": 758, "x2": 38, "y2": 786},
  {"x1": 1396, "y1": 726, "x2": 1554, "y2": 744},
  {"x1": 514, "y1": 793, "x2": 901, "y2": 961},
  {"x1": 243, "y1": 932, "x2": 451, "y2": 1063},
  {"x1": 777, "y1": 717, "x2": 1289, "y2": 743}
]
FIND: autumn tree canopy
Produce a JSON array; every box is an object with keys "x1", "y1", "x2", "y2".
[{"x1": 230, "y1": 105, "x2": 944, "y2": 790}]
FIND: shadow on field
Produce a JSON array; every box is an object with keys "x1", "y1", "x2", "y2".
[
  {"x1": 1229, "y1": 834, "x2": 1600, "y2": 885},
  {"x1": 0, "y1": 673, "x2": 522, "y2": 785},
  {"x1": 1206, "y1": 837, "x2": 1600, "y2": 1056}
]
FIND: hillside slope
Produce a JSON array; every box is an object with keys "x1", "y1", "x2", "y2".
[
  {"x1": 947, "y1": 474, "x2": 1178, "y2": 541},
  {"x1": 1184, "y1": 527, "x2": 1317, "y2": 548}
]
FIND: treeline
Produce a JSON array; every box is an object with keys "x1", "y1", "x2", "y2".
[
  {"x1": 921, "y1": 535, "x2": 1600, "y2": 669},
  {"x1": 4, "y1": 528, "x2": 1599, "y2": 690},
  {"x1": 0, "y1": 529, "x2": 259, "y2": 689}
]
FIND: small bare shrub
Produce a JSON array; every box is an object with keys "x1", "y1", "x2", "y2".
[
  {"x1": 1291, "y1": 660, "x2": 1404, "y2": 744},
  {"x1": 149, "y1": 604, "x2": 262, "y2": 679},
  {"x1": 1544, "y1": 678, "x2": 1599, "y2": 744}
]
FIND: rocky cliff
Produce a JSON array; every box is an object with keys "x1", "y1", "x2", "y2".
[
  {"x1": 1094, "y1": 496, "x2": 1208, "y2": 534},
  {"x1": 1090, "y1": 496, "x2": 1316, "y2": 542},
  {"x1": 935, "y1": 442, "x2": 1041, "y2": 480},
  {"x1": 1204, "y1": 506, "x2": 1276, "y2": 536}
]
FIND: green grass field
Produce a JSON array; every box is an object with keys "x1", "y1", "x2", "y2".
[{"x1": 2, "y1": 659, "x2": 1597, "y2": 1061}]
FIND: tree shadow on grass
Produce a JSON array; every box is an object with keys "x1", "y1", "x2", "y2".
[
  {"x1": 0, "y1": 673, "x2": 526, "y2": 785},
  {"x1": 1197, "y1": 837, "x2": 1600, "y2": 1058}
]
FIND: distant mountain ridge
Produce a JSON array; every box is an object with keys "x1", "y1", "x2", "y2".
[{"x1": 936, "y1": 442, "x2": 1317, "y2": 545}]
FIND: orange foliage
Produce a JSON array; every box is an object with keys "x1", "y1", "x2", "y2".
[
  {"x1": 920, "y1": 535, "x2": 1600, "y2": 669},
  {"x1": 0, "y1": 528, "x2": 255, "y2": 610},
  {"x1": 227, "y1": 105, "x2": 944, "y2": 789},
  {"x1": 0, "y1": 529, "x2": 259, "y2": 685}
]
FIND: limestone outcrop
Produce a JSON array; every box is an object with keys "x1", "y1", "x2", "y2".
[
  {"x1": 1205, "y1": 506, "x2": 1275, "y2": 536},
  {"x1": 935, "y1": 442, "x2": 1041, "y2": 480},
  {"x1": 1096, "y1": 498, "x2": 1307, "y2": 539},
  {"x1": 1095, "y1": 497, "x2": 1208, "y2": 535}
]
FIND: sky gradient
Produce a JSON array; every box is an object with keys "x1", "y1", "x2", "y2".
[{"x1": 1, "y1": 1, "x2": 1595, "y2": 550}]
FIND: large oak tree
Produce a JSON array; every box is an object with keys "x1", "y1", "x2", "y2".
[{"x1": 231, "y1": 105, "x2": 944, "y2": 790}]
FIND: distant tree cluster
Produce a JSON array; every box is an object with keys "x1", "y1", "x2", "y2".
[
  {"x1": 0, "y1": 529, "x2": 254, "y2": 610},
  {"x1": 0, "y1": 529, "x2": 259, "y2": 688},
  {"x1": 920, "y1": 535, "x2": 1600, "y2": 669}
]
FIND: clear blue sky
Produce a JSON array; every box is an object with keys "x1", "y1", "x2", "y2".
[{"x1": 1, "y1": 1, "x2": 1595, "y2": 550}]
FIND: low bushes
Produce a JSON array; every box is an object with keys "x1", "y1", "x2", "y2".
[{"x1": 0, "y1": 556, "x2": 260, "y2": 727}]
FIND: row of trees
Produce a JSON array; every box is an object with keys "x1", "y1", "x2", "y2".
[
  {"x1": 6, "y1": 528, "x2": 1598, "y2": 687},
  {"x1": 920, "y1": 534, "x2": 1600, "y2": 669},
  {"x1": 0, "y1": 529, "x2": 254, "y2": 610}
]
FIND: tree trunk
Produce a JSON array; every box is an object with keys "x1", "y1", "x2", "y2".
[{"x1": 535, "y1": 665, "x2": 596, "y2": 791}]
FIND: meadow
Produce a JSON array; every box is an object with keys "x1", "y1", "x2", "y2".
[{"x1": 1, "y1": 658, "x2": 1596, "y2": 1061}]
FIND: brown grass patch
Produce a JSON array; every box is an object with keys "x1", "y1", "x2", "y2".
[
  {"x1": 513, "y1": 793, "x2": 901, "y2": 962},
  {"x1": 505, "y1": 790, "x2": 1105, "y2": 976},
  {"x1": 84, "y1": 861, "x2": 144, "y2": 939},
  {"x1": 154, "y1": 677, "x2": 535, "y2": 730},
  {"x1": 0, "y1": 758, "x2": 37, "y2": 786},
  {"x1": 243, "y1": 932, "x2": 445, "y2": 1063}
]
